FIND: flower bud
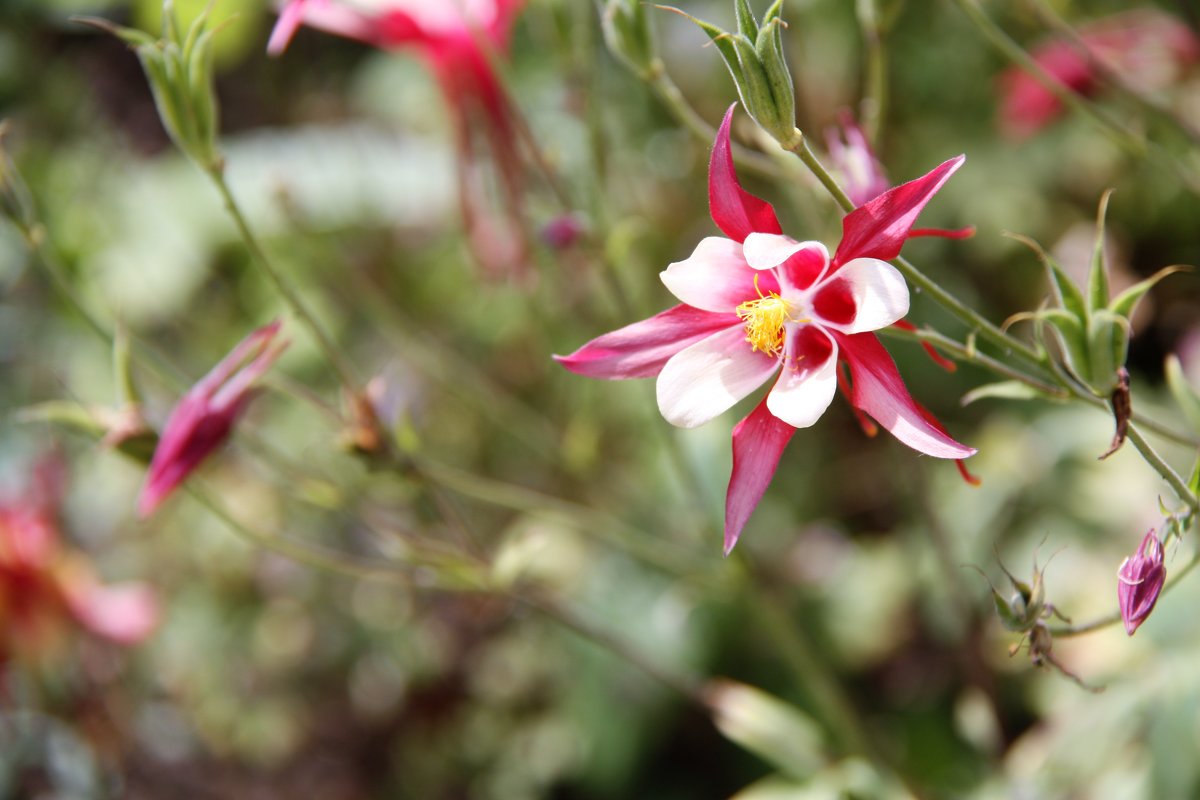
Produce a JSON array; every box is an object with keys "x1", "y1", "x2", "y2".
[
  {"x1": 673, "y1": 1, "x2": 798, "y2": 145},
  {"x1": 602, "y1": 0, "x2": 656, "y2": 78},
  {"x1": 1117, "y1": 529, "x2": 1165, "y2": 636}
]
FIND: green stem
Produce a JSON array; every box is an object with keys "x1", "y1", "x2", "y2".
[
  {"x1": 518, "y1": 590, "x2": 704, "y2": 702},
  {"x1": 643, "y1": 60, "x2": 781, "y2": 181},
  {"x1": 856, "y1": 0, "x2": 888, "y2": 146},
  {"x1": 204, "y1": 165, "x2": 360, "y2": 394},
  {"x1": 187, "y1": 485, "x2": 487, "y2": 590},
  {"x1": 781, "y1": 131, "x2": 1049, "y2": 371},
  {"x1": 1124, "y1": 424, "x2": 1200, "y2": 512},
  {"x1": 878, "y1": 325, "x2": 1063, "y2": 395},
  {"x1": 739, "y1": 569, "x2": 874, "y2": 759}
]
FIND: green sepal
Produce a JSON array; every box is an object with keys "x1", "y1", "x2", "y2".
[
  {"x1": 1039, "y1": 307, "x2": 1090, "y2": 383},
  {"x1": 1108, "y1": 265, "x2": 1187, "y2": 320},
  {"x1": 602, "y1": 0, "x2": 655, "y2": 75},
  {"x1": 1165, "y1": 355, "x2": 1200, "y2": 435},
  {"x1": 187, "y1": 27, "x2": 220, "y2": 165},
  {"x1": 755, "y1": 17, "x2": 795, "y2": 138},
  {"x1": 662, "y1": 7, "x2": 748, "y2": 103},
  {"x1": 961, "y1": 380, "x2": 1058, "y2": 406},
  {"x1": 1086, "y1": 190, "x2": 1114, "y2": 313},
  {"x1": 730, "y1": 33, "x2": 776, "y2": 128},
  {"x1": 734, "y1": 0, "x2": 759, "y2": 39},
  {"x1": 1187, "y1": 452, "x2": 1200, "y2": 498},
  {"x1": 1086, "y1": 309, "x2": 1130, "y2": 395},
  {"x1": 1007, "y1": 232, "x2": 1087, "y2": 322}
]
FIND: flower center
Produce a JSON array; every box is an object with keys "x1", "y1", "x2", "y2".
[{"x1": 735, "y1": 282, "x2": 806, "y2": 357}]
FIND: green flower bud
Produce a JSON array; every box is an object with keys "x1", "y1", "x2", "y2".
[
  {"x1": 602, "y1": 0, "x2": 657, "y2": 78},
  {"x1": 668, "y1": 1, "x2": 799, "y2": 145}
]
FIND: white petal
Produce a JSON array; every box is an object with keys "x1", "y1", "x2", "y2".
[
  {"x1": 817, "y1": 258, "x2": 910, "y2": 333},
  {"x1": 657, "y1": 327, "x2": 779, "y2": 428},
  {"x1": 765, "y1": 334, "x2": 839, "y2": 428},
  {"x1": 660, "y1": 237, "x2": 762, "y2": 312},
  {"x1": 743, "y1": 233, "x2": 825, "y2": 271}
]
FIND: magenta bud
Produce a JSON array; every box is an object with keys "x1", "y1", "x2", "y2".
[
  {"x1": 137, "y1": 321, "x2": 287, "y2": 518},
  {"x1": 1117, "y1": 529, "x2": 1166, "y2": 636},
  {"x1": 540, "y1": 213, "x2": 587, "y2": 250}
]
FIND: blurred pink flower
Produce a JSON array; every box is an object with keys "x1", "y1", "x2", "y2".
[
  {"x1": 825, "y1": 113, "x2": 889, "y2": 207},
  {"x1": 999, "y1": 10, "x2": 1199, "y2": 140},
  {"x1": 138, "y1": 321, "x2": 286, "y2": 517},
  {"x1": 269, "y1": 0, "x2": 530, "y2": 276},
  {"x1": 0, "y1": 457, "x2": 157, "y2": 664},
  {"x1": 557, "y1": 106, "x2": 975, "y2": 553},
  {"x1": 1117, "y1": 529, "x2": 1165, "y2": 636}
]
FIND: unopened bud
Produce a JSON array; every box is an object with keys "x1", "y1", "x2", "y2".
[
  {"x1": 1117, "y1": 529, "x2": 1165, "y2": 636},
  {"x1": 603, "y1": 0, "x2": 656, "y2": 77}
]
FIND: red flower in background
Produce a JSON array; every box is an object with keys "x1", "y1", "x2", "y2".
[
  {"x1": 139, "y1": 321, "x2": 287, "y2": 517},
  {"x1": 0, "y1": 457, "x2": 157, "y2": 665},
  {"x1": 1000, "y1": 10, "x2": 1199, "y2": 139},
  {"x1": 557, "y1": 106, "x2": 975, "y2": 553},
  {"x1": 269, "y1": 0, "x2": 530, "y2": 276}
]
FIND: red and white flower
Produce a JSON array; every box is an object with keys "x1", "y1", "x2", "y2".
[
  {"x1": 268, "y1": 0, "x2": 530, "y2": 276},
  {"x1": 556, "y1": 106, "x2": 975, "y2": 553}
]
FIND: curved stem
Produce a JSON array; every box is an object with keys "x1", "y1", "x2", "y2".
[
  {"x1": 1124, "y1": 425, "x2": 1199, "y2": 512},
  {"x1": 205, "y1": 165, "x2": 360, "y2": 395},
  {"x1": 879, "y1": 324, "x2": 1062, "y2": 395}
]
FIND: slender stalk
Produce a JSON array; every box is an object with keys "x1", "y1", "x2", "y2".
[
  {"x1": 187, "y1": 485, "x2": 487, "y2": 590},
  {"x1": 204, "y1": 166, "x2": 360, "y2": 394},
  {"x1": 1124, "y1": 425, "x2": 1199, "y2": 512},
  {"x1": 856, "y1": 0, "x2": 888, "y2": 146},
  {"x1": 643, "y1": 61, "x2": 781, "y2": 181},
  {"x1": 780, "y1": 131, "x2": 1049, "y2": 370},
  {"x1": 879, "y1": 325, "x2": 1063, "y2": 395},
  {"x1": 518, "y1": 590, "x2": 705, "y2": 702},
  {"x1": 741, "y1": 578, "x2": 881, "y2": 765}
]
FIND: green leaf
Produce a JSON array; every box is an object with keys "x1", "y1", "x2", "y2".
[
  {"x1": 1165, "y1": 355, "x2": 1200, "y2": 435},
  {"x1": 706, "y1": 680, "x2": 827, "y2": 781},
  {"x1": 1109, "y1": 265, "x2": 1187, "y2": 320},
  {"x1": 961, "y1": 380, "x2": 1056, "y2": 406},
  {"x1": 1087, "y1": 189, "x2": 1114, "y2": 313}
]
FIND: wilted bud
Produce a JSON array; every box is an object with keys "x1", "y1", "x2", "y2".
[
  {"x1": 824, "y1": 111, "x2": 889, "y2": 207},
  {"x1": 602, "y1": 0, "x2": 656, "y2": 77},
  {"x1": 672, "y1": 1, "x2": 798, "y2": 145},
  {"x1": 1117, "y1": 529, "x2": 1165, "y2": 636}
]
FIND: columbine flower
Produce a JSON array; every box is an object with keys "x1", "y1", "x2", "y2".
[
  {"x1": 1117, "y1": 529, "x2": 1166, "y2": 636},
  {"x1": 824, "y1": 112, "x2": 889, "y2": 207},
  {"x1": 556, "y1": 105, "x2": 975, "y2": 553},
  {"x1": 268, "y1": 0, "x2": 529, "y2": 276},
  {"x1": 0, "y1": 456, "x2": 157, "y2": 664},
  {"x1": 138, "y1": 321, "x2": 286, "y2": 518},
  {"x1": 999, "y1": 9, "x2": 1199, "y2": 140}
]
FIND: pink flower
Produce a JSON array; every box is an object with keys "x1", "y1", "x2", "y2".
[
  {"x1": 0, "y1": 457, "x2": 157, "y2": 664},
  {"x1": 999, "y1": 10, "x2": 1199, "y2": 140},
  {"x1": 556, "y1": 106, "x2": 975, "y2": 553},
  {"x1": 1117, "y1": 529, "x2": 1166, "y2": 636},
  {"x1": 825, "y1": 112, "x2": 890, "y2": 207},
  {"x1": 268, "y1": 0, "x2": 530, "y2": 276},
  {"x1": 138, "y1": 321, "x2": 286, "y2": 518}
]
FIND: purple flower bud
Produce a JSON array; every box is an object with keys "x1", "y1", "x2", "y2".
[
  {"x1": 1117, "y1": 529, "x2": 1165, "y2": 636},
  {"x1": 138, "y1": 321, "x2": 287, "y2": 518}
]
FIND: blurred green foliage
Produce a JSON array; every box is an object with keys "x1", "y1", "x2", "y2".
[{"x1": 1, "y1": 0, "x2": 1199, "y2": 797}]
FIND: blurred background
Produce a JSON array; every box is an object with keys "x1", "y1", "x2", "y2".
[{"x1": 1, "y1": 0, "x2": 1200, "y2": 797}]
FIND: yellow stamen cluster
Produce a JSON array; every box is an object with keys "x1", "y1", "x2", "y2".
[{"x1": 736, "y1": 293, "x2": 793, "y2": 357}]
